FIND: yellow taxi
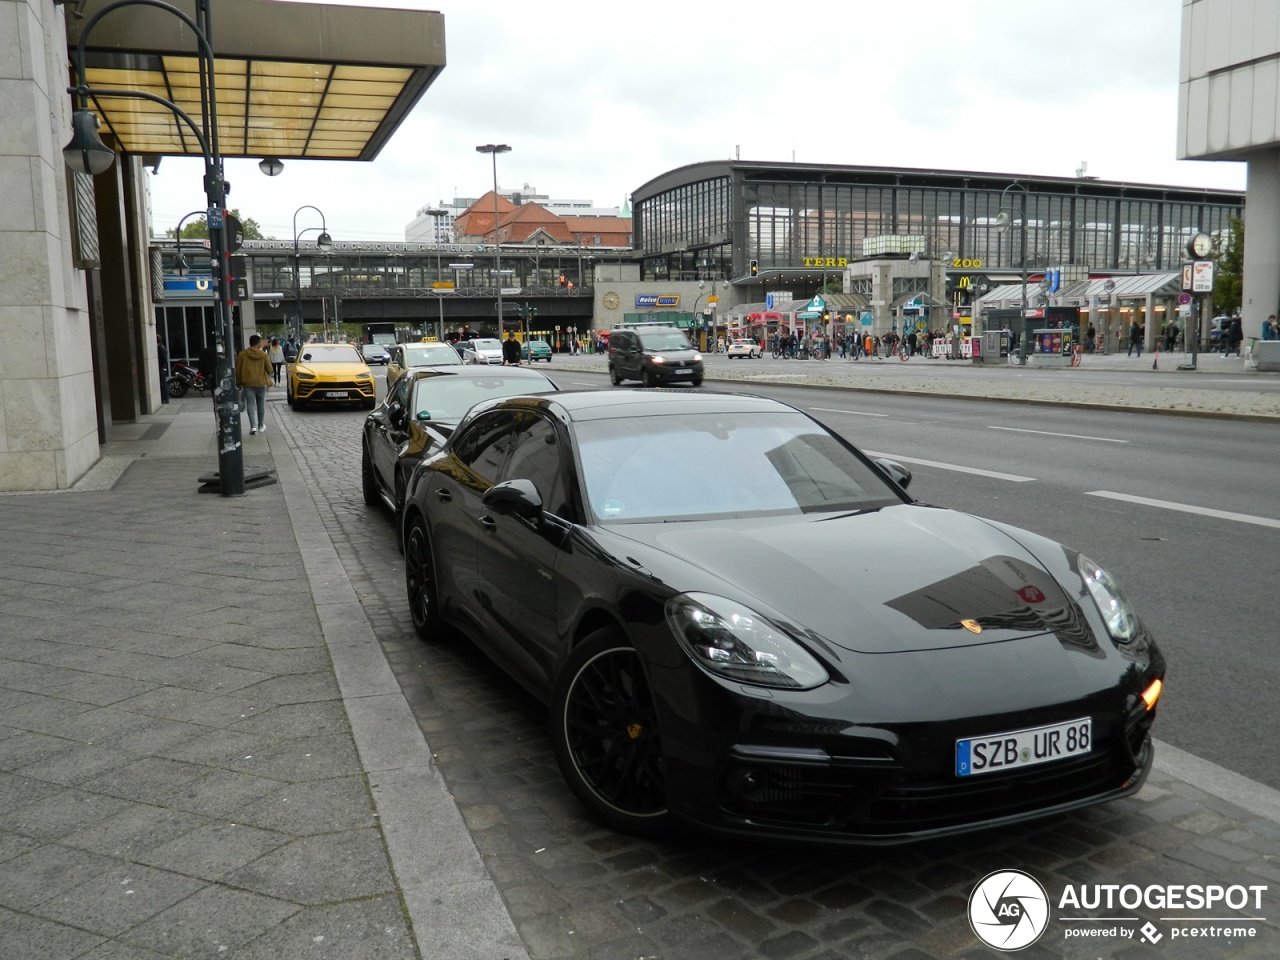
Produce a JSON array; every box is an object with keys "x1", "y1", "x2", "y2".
[{"x1": 286, "y1": 342, "x2": 376, "y2": 410}]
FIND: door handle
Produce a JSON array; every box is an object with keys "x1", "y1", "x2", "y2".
[
  {"x1": 434, "y1": 488, "x2": 451, "y2": 502},
  {"x1": 478, "y1": 515, "x2": 497, "y2": 532}
]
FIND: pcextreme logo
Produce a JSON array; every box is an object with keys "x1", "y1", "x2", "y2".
[{"x1": 968, "y1": 871, "x2": 1270, "y2": 950}]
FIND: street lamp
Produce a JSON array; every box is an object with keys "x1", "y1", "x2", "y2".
[
  {"x1": 64, "y1": 0, "x2": 244, "y2": 495},
  {"x1": 994, "y1": 181, "x2": 1031, "y2": 363},
  {"x1": 476, "y1": 144, "x2": 511, "y2": 335},
  {"x1": 292, "y1": 205, "x2": 333, "y2": 343},
  {"x1": 691, "y1": 279, "x2": 729, "y2": 349},
  {"x1": 427, "y1": 209, "x2": 449, "y2": 340}
]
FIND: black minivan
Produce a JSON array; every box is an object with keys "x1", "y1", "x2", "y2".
[{"x1": 608, "y1": 326, "x2": 704, "y2": 387}]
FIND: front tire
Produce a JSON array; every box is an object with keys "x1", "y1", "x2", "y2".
[
  {"x1": 551, "y1": 627, "x2": 670, "y2": 837},
  {"x1": 643, "y1": 368, "x2": 658, "y2": 388},
  {"x1": 404, "y1": 515, "x2": 440, "y2": 639},
  {"x1": 609, "y1": 365, "x2": 622, "y2": 386},
  {"x1": 167, "y1": 377, "x2": 188, "y2": 399}
]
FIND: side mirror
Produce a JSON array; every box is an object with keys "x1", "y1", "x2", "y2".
[
  {"x1": 482, "y1": 478, "x2": 543, "y2": 520},
  {"x1": 388, "y1": 401, "x2": 406, "y2": 427},
  {"x1": 874, "y1": 458, "x2": 912, "y2": 490}
]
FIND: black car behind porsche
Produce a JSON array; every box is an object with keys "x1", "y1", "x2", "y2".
[{"x1": 398, "y1": 389, "x2": 1165, "y2": 845}]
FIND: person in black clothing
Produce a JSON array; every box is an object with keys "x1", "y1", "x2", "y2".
[
  {"x1": 156, "y1": 333, "x2": 170, "y2": 404},
  {"x1": 502, "y1": 331, "x2": 522, "y2": 365}
]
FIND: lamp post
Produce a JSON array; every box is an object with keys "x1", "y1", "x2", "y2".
[
  {"x1": 476, "y1": 144, "x2": 511, "y2": 335},
  {"x1": 292, "y1": 205, "x2": 332, "y2": 343},
  {"x1": 64, "y1": 0, "x2": 244, "y2": 495},
  {"x1": 427, "y1": 209, "x2": 449, "y2": 340},
  {"x1": 994, "y1": 181, "x2": 1031, "y2": 363}
]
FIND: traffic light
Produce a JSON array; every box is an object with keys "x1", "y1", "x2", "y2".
[
  {"x1": 822, "y1": 310, "x2": 830, "y2": 324},
  {"x1": 749, "y1": 259, "x2": 758, "y2": 277}
]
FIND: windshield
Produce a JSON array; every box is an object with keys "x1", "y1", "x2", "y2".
[
  {"x1": 412, "y1": 375, "x2": 555, "y2": 422},
  {"x1": 638, "y1": 331, "x2": 693, "y2": 351},
  {"x1": 405, "y1": 344, "x2": 461, "y2": 366},
  {"x1": 575, "y1": 410, "x2": 903, "y2": 522},
  {"x1": 299, "y1": 345, "x2": 362, "y2": 364}
]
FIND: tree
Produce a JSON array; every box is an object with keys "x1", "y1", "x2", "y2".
[
  {"x1": 1212, "y1": 216, "x2": 1242, "y2": 317},
  {"x1": 165, "y1": 210, "x2": 270, "y2": 240}
]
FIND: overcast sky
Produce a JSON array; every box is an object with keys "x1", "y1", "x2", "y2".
[{"x1": 146, "y1": 0, "x2": 1249, "y2": 243}]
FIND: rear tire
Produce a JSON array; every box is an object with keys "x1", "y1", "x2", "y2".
[
  {"x1": 404, "y1": 515, "x2": 440, "y2": 639},
  {"x1": 550, "y1": 627, "x2": 670, "y2": 837},
  {"x1": 609, "y1": 365, "x2": 622, "y2": 386},
  {"x1": 361, "y1": 444, "x2": 379, "y2": 506},
  {"x1": 167, "y1": 377, "x2": 187, "y2": 399}
]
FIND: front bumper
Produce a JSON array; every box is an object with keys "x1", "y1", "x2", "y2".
[
  {"x1": 658, "y1": 676, "x2": 1161, "y2": 846},
  {"x1": 294, "y1": 380, "x2": 376, "y2": 402}
]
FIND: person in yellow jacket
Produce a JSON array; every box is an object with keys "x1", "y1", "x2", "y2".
[{"x1": 235, "y1": 334, "x2": 273, "y2": 435}]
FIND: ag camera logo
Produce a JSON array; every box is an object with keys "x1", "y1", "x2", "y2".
[{"x1": 969, "y1": 869, "x2": 1050, "y2": 951}]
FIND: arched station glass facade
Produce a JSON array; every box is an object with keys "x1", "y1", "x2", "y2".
[{"x1": 632, "y1": 161, "x2": 1243, "y2": 286}]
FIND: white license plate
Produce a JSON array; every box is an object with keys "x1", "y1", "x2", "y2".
[
  {"x1": 324, "y1": 391, "x2": 349, "y2": 398},
  {"x1": 673, "y1": 368, "x2": 694, "y2": 375},
  {"x1": 956, "y1": 717, "x2": 1091, "y2": 777}
]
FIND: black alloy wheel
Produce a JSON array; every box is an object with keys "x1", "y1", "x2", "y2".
[
  {"x1": 404, "y1": 515, "x2": 440, "y2": 639},
  {"x1": 643, "y1": 368, "x2": 659, "y2": 388},
  {"x1": 361, "y1": 444, "x2": 379, "y2": 506},
  {"x1": 551, "y1": 627, "x2": 670, "y2": 837},
  {"x1": 167, "y1": 377, "x2": 187, "y2": 399}
]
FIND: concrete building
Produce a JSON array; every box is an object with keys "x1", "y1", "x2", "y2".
[{"x1": 1178, "y1": 0, "x2": 1275, "y2": 341}]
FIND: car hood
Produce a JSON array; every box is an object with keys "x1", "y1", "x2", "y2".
[
  {"x1": 294, "y1": 361, "x2": 369, "y2": 378},
  {"x1": 604, "y1": 504, "x2": 1094, "y2": 654}
]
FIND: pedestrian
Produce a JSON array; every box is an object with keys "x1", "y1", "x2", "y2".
[
  {"x1": 1127, "y1": 319, "x2": 1142, "y2": 358},
  {"x1": 1263, "y1": 315, "x2": 1277, "y2": 341},
  {"x1": 1223, "y1": 317, "x2": 1244, "y2": 357},
  {"x1": 1085, "y1": 322, "x2": 1096, "y2": 353},
  {"x1": 156, "y1": 333, "x2": 170, "y2": 404},
  {"x1": 282, "y1": 337, "x2": 298, "y2": 363},
  {"x1": 268, "y1": 337, "x2": 285, "y2": 385},
  {"x1": 502, "y1": 330, "x2": 522, "y2": 365},
  {"x1": 1163, "y1": 318, "x2": 1179, "y2": 352},
  {"x1": 235, "y1": 334, "x2": 273, "y2": 435}
]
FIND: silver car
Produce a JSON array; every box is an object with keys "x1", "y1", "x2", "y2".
[{"x1": 457, "y1": 338, "x2": 504, "y2": 364}]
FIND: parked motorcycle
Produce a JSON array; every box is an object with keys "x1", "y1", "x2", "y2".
[{"x1": 166, "y1": 361, "x2": 213, "y2": 398}]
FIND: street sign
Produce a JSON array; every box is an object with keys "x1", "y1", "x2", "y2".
[
  {"x1": 432, "y1": 281, "x2": 454, "y2": 289},
  {"x1": 1192, "y1": 260, "x2": 1214, "y2": 293},
  {"x1": 708, "y1": 295, "x2": 719, "y2": 304},
  {"x1": 1178, "y1": 293, "x2": 1191, "y2": 305}
]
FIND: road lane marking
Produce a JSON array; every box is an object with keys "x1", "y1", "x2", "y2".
[
  {"x1": 988, "y1": 425, "x2": 1129, "y2": 443},
  {"x1": 863, "y1": 451, "x2": 1036, "y2": 482},
  {"x1": 809, "y1": 406, "x2": 889, "y2": 418},
  {"x1": 1086, "y1": 491, "x2": 1280, "y2": 529},
  {"x1": 568, "y1": 380, "x2": 599, "y2": 386}
]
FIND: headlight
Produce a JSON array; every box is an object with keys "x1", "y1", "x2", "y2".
[
  {"x1": 650, "y1": 355, "x2": 666, "y2": 364},
  {"x1": 1079, "y1": 555, "x2": 1139, "y2": 642},
  {"x1": 356, "y1": 373, "x2": 373, "y2": 380},
  {"x1": 295, "y1": 371, "x2": 315, "y2": 380},
  {"x1": 692, "y1": 352, "x2": 703, "y2": 362},
  {"x1": 666, "y1": 593, "x2": 828, "y2": 690}
]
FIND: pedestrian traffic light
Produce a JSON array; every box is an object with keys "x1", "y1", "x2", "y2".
[{"x1": 749, "y1": 259, "x2": 758, "y2": 277}]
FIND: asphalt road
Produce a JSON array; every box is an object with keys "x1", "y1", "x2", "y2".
[{"x1": 554, "y1": 366, "x2": 1280, "y2": 791}]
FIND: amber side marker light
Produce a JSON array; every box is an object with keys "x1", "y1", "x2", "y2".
[{"x1": 1141, "y1": 679, "x2": 1163, "y2": 711}]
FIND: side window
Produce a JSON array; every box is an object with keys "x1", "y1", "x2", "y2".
[
  {"x1": 497, "y1": 415, "x2": 568, "y2": 517},
  {"x1": 453, "y1": 410, "x2": 521, "y2": 483}
]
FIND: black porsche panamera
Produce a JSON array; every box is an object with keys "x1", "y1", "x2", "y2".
[{"x1": 399, "y1": 389, "x2": 1165, "y2": 845}]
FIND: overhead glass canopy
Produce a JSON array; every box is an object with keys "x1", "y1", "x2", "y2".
[{"x1": 67, "y1": 0, "x2": 445, "y2": 162}]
